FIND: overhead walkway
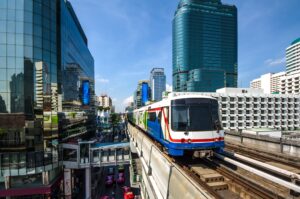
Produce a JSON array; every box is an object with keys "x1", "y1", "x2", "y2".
[{"x1": 62, "y1": 140, "x2": 131, "y2": 169}]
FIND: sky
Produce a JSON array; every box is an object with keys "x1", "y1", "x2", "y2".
[{"x1": 69, "y1": 0, "x2": 300, "y2": 112}]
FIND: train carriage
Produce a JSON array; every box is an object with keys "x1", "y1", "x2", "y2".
[{"x1": 130, "y1": 92, "x2": 224, "y2": 156}]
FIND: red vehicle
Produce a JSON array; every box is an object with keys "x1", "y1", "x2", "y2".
[
  {"x1": 122, "y1": 186, "x2": 135, "y2": 199},
  {"x1": 124, "y1": 192, "x2": 134, "y2": 199},
  {"x1": 105, "y1": 175, "x2": 114, "y2": 186},
  {"x1": 116, "y1": 172, "x2": 125, "y2": 184}
]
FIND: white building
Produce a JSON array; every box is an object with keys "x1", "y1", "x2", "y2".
[
  {"x1": 280, "y1": 73, "x2": 300, "y2": 94},
  {"x1": 198, "y1": 88, "x2": 300, "y2": 131},
  {"x1": 250, "y1": 72, "x2": 286, "y2": 94},
  {"x1": 97, "y1": 94, "x2": 112, "y2": 108},
  {"x1": 280, "y1": 38, "x2": 300, "y2": 94},
  {"x1": 286, "y1": 38, "x2": 300, "y2": 75}
]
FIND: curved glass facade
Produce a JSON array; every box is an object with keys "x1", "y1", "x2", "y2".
[
  {"x1": 0, "y1": 0, "x2": 94, "y2": 197},
  {"x1": 173, "y1": 0, "x2": 237, "y2": 92}
]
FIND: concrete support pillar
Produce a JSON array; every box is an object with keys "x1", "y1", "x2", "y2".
[
  {"x1": 5, "y1": 176, "x2": 10, "y2": 199},
  {"x1": 64, "y1": 169, "x2": 72, "y2": 199},
  {"x1": 4, "y1": 176, "x2": 10, "y2": 189},
  {"x1": 280, "y1": 138, "x2": 284, "y2": 153},
  {"x1": 42, "y1": 171, "x2": 49, "y2": 185},
  {"x1": 85, "y1": 167, "x2": 91, "y2": 199}
]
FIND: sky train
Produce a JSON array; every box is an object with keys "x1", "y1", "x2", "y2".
[{"x1": 127, "y1": 92, "x2": 224, "y2": 156}]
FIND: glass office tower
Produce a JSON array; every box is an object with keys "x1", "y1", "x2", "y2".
[
  {"x1": 150, "y1": 68, "x2": 166, "y2": 101},
  {"x1": 134, "y1": 80, "x2": 151, "y2": 108},
  {"x1": 0, "y1": 0, "x2": 94, "y2": 198},
  {"x1": 59, "y1": 0, "x2": 95, "y2": 141},
  {"x1": 173, "y1": 0, "x2": 237, "y2": 92}
]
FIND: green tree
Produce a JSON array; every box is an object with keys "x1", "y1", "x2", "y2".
[
  {"x1": 97, "y1": 106, "x2": 104, "y2": 111},
  {"x1": 111, "y1": 113, "x2": 120, "y2": 125}
]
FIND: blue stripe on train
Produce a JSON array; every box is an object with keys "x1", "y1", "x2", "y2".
[
  {"x1": 146, "y1": 119, "x2": 224, "y2": 156},
  {"x1": 147, "y1": 120, "x2": 163, "y2": 139}
]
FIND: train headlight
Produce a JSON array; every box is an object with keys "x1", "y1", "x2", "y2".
[{"x1": 188, "y1": 139, "x2": 191, "y2": 144}]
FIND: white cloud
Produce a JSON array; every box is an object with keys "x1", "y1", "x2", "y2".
[
  {"x1": 97, "y1": 78, "x2": 109, "y2": 83},
  {"x1": 123, "y1": 95, "x2": 133, "y2": 106},
  {"x1": 166, "y1": 84, "x2": 173, "y2": 92},
  {"x1": 112, "y1": 98, "x2": 117, "y2": 102},
  {"x1": 265, "y1": 57, "x2": 285, "y2": 66},
  {"x1": 95, "y1": 74, "x2": 109, "y2": 83}
]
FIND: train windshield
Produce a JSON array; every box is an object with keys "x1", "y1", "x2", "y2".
[{"x1": 171, "y1": 98, "x2": 220, "y2": 131}]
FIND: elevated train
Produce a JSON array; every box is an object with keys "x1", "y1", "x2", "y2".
[{"x1": 127, "y1": 92, "x2": 224, "y2": 156}]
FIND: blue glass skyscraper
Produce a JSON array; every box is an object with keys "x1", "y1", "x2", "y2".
[
  {"x1": 173, "y1": 0, "x2": 238, "y2": 92},
  {"x1": 150, "y1": 68, "x2": 166, "y2": 101},
  {"x1": 0, "y1": 0, "x2": 94, "y2": 197}
]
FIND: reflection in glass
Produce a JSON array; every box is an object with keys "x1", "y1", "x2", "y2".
[
  {"x1": 7, "y1": 9, "x2": 16, "y2": 21},
  {"x1": 16, "y1": 45, "x2": 24, "y2": 57},
  {"x1": 7, "y1": 45, "x2": 16, "y2": 57},
  {"x1": 0, "y1": 9, "x2": 7, "y2": 20},
  {"x1": 10, "y1": 70, "x2": 24, "y2": 112},
  {"x1": 7, "y1": 0, "x2": 16, "y2": 10},
  {"x1": 16, "y1": 10, "x2": 24, "y2": 21},
  {"x1": 24, "y1": 34, "x2": 33, "y2": 46},
  {"x1": 0, "y1": 57, "x2": 6, "y2": 68},
  {"x1": 16, "y1": 21, "x2": 23, "y2": 33},
  {"x1": 7, "y1": 34, "x2": 16, "y2": 45},
  {"x1": 0, "y1": 69, "x2": 6, "y2": 80},
  {"x1": 0, "y1": 32, "x2": 6, "y2": 43},
  {"x1": 24, "y1": 46, "x2": 33, "y2": 58},
  {"x1": 7, "y1": 21, "x2": 15, "y2": 33},
  {"x1": 0, "y1": 81, "x2": 7, "y2": 92},
  {"x1": 7, "y1": 57, "x2": 15, "y2": 69},
  {"x1": 0, "y1": 44, "x2": 7, "y2": 56},
  {"x1": 0, "y1": 20, "x2": 7, "y2": 32},
  {"x1": 0, "y1": 93, "x2": 8, "y2": 113}
]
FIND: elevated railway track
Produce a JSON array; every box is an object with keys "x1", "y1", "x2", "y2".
[{"x1": 128, "y1": 122, "x2": 300, "y2": 199}]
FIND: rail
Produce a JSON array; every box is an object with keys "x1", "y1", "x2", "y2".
[{"x1": 127, "y1": 122, "x2": 215, "y2": 199}]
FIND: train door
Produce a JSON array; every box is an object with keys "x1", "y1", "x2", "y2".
[
  {"x1": 157, "y1": 110, "x2": 162, "y2": 139},
  {"x1": 211, "y1": 100, "x2": 221, "y2": 147},
  {"x1": 162, "y1": 107, "x2": 169, "y2": 141}
]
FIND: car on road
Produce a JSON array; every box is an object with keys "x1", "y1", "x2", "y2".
[
  {"x1": 116, "y1": 172, "x2": 125, "y2": 184},
  {"x1": 124, "y1": 192, "x2": 134, "y2": 199},
  {"x1": 105, "y1": 175, "x2": 114, "y2": 186},
  {"x1": 122, "y1": 186, "x2": 135, "y2": 199}
]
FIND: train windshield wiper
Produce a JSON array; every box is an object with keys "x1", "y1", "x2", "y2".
[{"x1": 185, "y1": 106, "x2": 190, "y2": 135}]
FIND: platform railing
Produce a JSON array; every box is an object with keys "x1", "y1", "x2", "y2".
[{"x1": 127, "y1": 123, "x2": 214, "y2": 199}]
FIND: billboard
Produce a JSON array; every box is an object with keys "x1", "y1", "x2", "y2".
[
  {"x1": 142, "y1": 82, "x2": 149, "y2": 106},
  {"x1": 82, "y1": 80, "x2": 90, "y2": 105}
]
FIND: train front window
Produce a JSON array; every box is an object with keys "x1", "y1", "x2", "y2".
[{"x1": 171, "y1": 98, "x2": 220, "y2": 131}]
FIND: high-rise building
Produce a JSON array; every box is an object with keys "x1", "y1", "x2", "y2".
[
  {"x1": 279, "y1": 38, "x2": 300, "y2": 95},
  {"x1": 150, "y1": 68, "x2": 166, "y2": 101},
  {"x1": 173, "y1": 0, "x2": 237, "y2": 92},
  {"x1": 97, "y1": 94, "x2": 112, "y2": 108},
  {"x1": 286, "y1": 38, "x2": 300, "y2": 75},
  {"x1": 134, "y1": 80, "x2": 151, "y2": 108},
  {"x1": 250, "y1": 72, "x2": 286, "y2": 94},
  {"x1": 0, "y1": 0, "x2": 94, "y2": 198}
]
